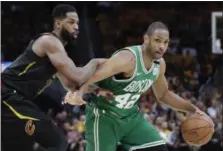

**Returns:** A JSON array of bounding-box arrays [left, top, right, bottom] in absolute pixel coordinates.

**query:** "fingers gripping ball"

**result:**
[[181, 114, 214, 146]]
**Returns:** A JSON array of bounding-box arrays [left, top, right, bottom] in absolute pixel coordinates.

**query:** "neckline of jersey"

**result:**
[[137, 45, 155, 74]]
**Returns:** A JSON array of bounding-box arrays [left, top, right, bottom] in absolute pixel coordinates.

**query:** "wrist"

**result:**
[[190, 104, 198, 113], [185, 103, 197, 115]]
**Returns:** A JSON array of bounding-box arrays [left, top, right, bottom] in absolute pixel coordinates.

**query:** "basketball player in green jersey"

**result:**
[[64, 22, 208, 151]]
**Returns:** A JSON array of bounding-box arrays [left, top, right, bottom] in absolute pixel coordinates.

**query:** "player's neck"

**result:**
[[52, 30, 68, 46], [141, 45, 153, 68]]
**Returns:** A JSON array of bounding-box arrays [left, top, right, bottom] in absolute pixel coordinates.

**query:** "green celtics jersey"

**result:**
[[90, 45, 160, 118]]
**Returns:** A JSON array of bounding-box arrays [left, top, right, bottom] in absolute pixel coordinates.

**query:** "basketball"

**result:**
[[181, 114, 215, 146]]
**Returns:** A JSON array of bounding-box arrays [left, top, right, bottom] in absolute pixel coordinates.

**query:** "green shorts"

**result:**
[[85, 105, 165, 151]]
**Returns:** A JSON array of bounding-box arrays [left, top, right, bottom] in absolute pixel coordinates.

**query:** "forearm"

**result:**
[[57, 73, 77, 92], [159, 90, 197, 113], [78, 59, 99, 86], [57, 60, 98, 89]]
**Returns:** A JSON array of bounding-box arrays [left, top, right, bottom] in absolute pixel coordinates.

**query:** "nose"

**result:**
[[74, 23, 78, 31], [159, 44, 165, 51]]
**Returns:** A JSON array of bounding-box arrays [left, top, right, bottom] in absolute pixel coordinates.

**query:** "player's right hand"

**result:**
[[62, 91, 86, 105]]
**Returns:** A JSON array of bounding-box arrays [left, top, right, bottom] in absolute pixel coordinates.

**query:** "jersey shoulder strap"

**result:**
[[111, 45, 141, 73]]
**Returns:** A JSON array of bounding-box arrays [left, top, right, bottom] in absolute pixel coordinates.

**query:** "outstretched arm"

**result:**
[[76, 58, 107, 86], [85, 51, 135, 85], [34, 35, 104, 90], [80, 50, 135, 93], [151, 59, 199, 114], [63, 50, 136, 105]]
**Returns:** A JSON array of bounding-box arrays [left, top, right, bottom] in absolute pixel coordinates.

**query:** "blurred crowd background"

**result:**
[[1, 2, 223, 151]]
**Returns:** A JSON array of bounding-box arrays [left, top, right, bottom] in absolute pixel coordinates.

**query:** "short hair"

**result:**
[[52, 4, 76, 21], [146, 21, 169, 35]]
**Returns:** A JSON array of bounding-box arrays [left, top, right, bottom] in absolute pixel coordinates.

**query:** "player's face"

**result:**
[[57, 12, 79, 44], [144, 29, 169, 59]]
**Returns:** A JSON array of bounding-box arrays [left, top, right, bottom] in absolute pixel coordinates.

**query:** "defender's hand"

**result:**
[[62, 91, 86, 106]]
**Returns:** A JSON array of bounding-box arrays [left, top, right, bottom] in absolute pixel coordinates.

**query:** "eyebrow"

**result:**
[[68, 19, 75, 21], [71, 18, 79, 21], [156, 36, 169, 41]]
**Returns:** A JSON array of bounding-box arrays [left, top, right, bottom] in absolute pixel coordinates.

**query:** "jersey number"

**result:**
[[114, 93, 140, 109]]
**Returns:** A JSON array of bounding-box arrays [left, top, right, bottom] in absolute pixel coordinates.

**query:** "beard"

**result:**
[[61, 28, 77, 46]]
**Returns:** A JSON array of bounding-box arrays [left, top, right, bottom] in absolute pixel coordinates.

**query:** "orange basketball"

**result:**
[[181, 114, 214, 146]]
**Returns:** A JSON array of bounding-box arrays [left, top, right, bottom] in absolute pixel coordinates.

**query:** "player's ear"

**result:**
[[54, 19, 62, 30], [143, 34, 150, 44]]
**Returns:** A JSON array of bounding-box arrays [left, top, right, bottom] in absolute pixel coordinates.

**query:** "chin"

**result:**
[[153, 55, 163, 60]]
